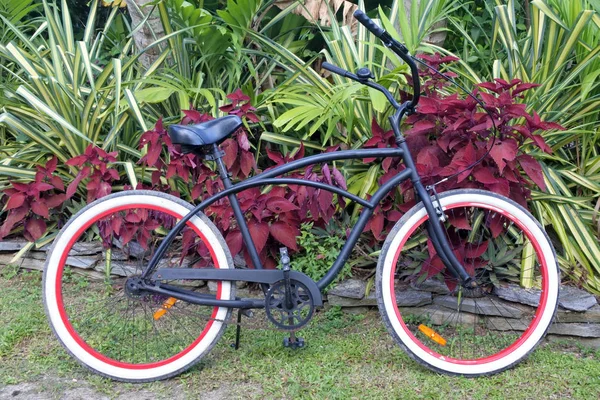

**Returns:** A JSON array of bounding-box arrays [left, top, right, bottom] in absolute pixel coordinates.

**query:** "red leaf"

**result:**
[[5, 193, 25, 210], [518, 154, 546, 190], [531, 134, 553, 154], [332, 167, 347, 190], [321, 163, 332, 184], [249, 222, 269, 253], [266, 196, 299, 213], [317, 190, 333, 214], [45, 194, 66, 208], [65, 154, 87, 167], [227, 88, 250, 103], [464, 240, 489, 259], [489, 139, 518, 172], [370, 213, 384, 240], [31, 200, 49, 218], [487, 179, 510, 197], [240, 150, 255, 177], [472, 167, 498, 184], [34, 182, 55, 192], [24, 218, 46, 241], [416, 97, 440, 114], [416, 146, 441, 167], [423, 255, 445, 279], [405, 119, 436, 136], [0, 207, 28, 239], [269, 221, 300, 251], [266, 148, 284, 165], [512, 83, 539, 97], [488, 214, 505, 238], [443, 273, 458, 292], [448, 213, 472, 230], [237, 131, 250, 151], [51, 175, 65, 191], [226, 230, 243, 256], [66, 166, 90, 199], [221, 139, 238, 169]]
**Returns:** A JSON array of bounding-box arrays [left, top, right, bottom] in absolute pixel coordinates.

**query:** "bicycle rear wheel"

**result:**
[[43, 191, 234, 382], [377, 189, 559, 376]]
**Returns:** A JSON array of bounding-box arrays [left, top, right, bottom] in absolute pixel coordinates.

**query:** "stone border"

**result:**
[[2, 240, 600, 346]]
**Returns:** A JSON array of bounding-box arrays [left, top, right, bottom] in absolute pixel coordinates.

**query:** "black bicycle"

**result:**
[[42, 11, 559, 382]]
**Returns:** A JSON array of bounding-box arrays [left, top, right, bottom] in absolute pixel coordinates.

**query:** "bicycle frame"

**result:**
[[138, 127, 471, 308], [137, 16, 475, 307]]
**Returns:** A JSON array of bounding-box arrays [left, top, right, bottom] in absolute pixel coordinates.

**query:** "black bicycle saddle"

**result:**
[[168, 115, 242, 152]]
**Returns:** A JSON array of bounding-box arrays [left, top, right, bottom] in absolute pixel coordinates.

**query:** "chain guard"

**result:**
[[265, 279, 314, 331]]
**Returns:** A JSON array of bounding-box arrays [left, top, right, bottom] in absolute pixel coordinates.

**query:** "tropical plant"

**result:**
[[489, 0, 600, 293], [0, 0, 156, 188]]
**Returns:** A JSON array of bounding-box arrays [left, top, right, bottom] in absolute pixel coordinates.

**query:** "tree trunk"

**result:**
[[125, 0, 165, 69]]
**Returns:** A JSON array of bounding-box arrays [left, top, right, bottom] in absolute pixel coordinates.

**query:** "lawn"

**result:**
[[1, 266, 600, 399]]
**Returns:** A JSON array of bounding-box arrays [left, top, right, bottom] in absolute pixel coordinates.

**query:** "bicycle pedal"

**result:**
[[283, 336, 305, 349]]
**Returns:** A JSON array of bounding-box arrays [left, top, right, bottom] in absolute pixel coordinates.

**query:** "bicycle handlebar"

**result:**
[[353, 10, 386, 38], [322, 62, 350, 78], [351, 10, 420, 110]]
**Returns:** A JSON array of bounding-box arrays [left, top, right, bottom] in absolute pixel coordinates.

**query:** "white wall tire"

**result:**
[[43, 191, 234, 382], [376, 189, 559, 376]]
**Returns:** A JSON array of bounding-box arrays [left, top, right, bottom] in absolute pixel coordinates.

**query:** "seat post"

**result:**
[[211, 144, 266, 273]]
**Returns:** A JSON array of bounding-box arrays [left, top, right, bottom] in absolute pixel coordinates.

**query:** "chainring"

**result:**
[[265, 279, 314, 331]]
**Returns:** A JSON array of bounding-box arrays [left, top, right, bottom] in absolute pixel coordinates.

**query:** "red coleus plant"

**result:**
[[66, 145, 120, 202], [364, 53, 564, 287], [404, 56, 563, 205], [213, 144, 347, 269], [0, 157, 66, 241], [136, 89, 345, 269]]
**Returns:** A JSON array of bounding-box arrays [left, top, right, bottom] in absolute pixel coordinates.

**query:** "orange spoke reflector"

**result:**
[[153, 297, 177, 320], [418, 324, 447, 346]]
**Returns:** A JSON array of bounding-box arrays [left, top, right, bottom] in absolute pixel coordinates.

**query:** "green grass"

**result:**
[[1, 266, 600, 399]]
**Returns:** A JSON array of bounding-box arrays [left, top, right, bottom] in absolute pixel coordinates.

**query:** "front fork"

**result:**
[[393, 121, 474, 288]]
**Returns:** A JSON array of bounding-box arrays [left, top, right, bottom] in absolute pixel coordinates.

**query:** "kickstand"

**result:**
[[233, 309, 242, 350]]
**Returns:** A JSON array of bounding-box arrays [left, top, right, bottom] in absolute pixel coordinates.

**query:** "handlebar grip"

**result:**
[[353, 10, 385, 38], [322, 62, 349, 78]]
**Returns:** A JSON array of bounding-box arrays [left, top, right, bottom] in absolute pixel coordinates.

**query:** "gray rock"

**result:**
[[65, 255, 98, 269], [327, 288, 431, 308], [69, 242, 103, 256], [411, 278, 450, 295], [208, 280, 218, 292], [233, 253, 246, 268], [328, 279, 366, 299], [433, 295, 525, 318], [94, 261, 139, 277], [398, 305, 478, 326], [546, 334, 600, 349], [396, 289, 432, 307], [494, 284, 541, 307], [8, 256, 46, 271], [0, 240, 28, 252], [327, 294, 376, 307], [549, 323, 600, 338], [556, 305, 600, 323], [558, 285, 598, 312], [485, 317, 528, 332]]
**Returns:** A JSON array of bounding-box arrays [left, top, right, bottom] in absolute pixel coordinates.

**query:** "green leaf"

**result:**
[[134, 87, 176, 104]]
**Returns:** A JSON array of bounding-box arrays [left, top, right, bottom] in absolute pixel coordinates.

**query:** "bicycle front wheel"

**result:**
[[377, 189, 559, 376], [43, 190, 234, 382]]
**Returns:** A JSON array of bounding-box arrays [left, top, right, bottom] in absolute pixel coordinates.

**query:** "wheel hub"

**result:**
[[124, 277, 144, 297]]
